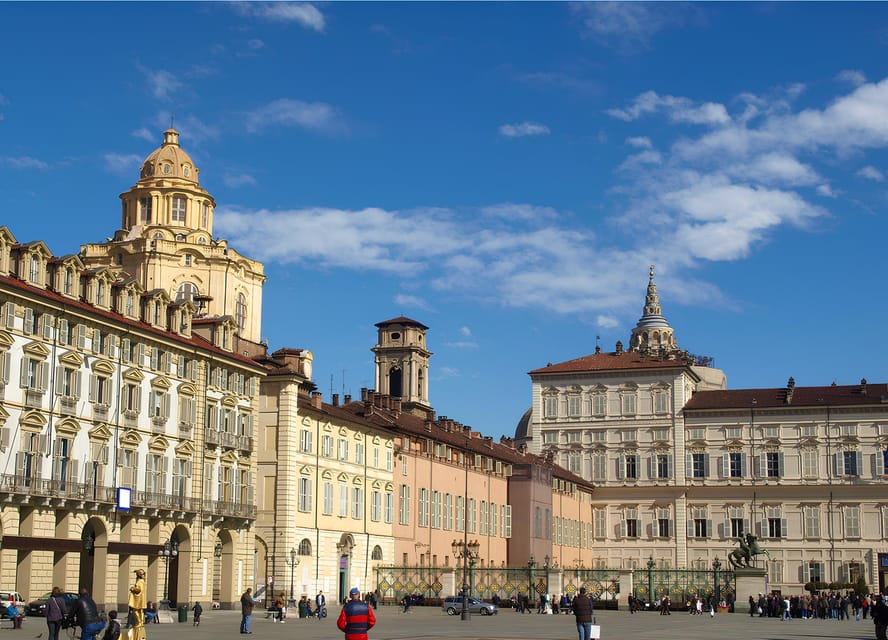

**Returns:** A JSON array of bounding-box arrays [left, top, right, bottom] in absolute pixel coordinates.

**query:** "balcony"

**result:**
[[237, 435, 254, 453], [136, 490, 199, 512], [24, 389, 43, 409], [211, 499, 257, 519], [204, 428, 220, 446], [178, 422, 193, 439], [93, 404, 110, 423], [123, 410, 139, 429], [0, 473, 117, 503], [220, 432, 238, 448], [151, 417, 167, 434], [60, 396, 78, 416]]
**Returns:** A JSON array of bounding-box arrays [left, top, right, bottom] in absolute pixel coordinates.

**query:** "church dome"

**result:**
[[138, 128, 200, 186]]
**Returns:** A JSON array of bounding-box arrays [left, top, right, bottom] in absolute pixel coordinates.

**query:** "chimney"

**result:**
[[311, 392, 322, 409], [332, 393, 339, 407], [361, 387, 369, 402], [785, 376, 795, 405], [595, 345, 601, 354], [344, 394, 352, 404], [861, 378, 868, 395], [392, 398, 402, 414], [615, 340, 623, 354]]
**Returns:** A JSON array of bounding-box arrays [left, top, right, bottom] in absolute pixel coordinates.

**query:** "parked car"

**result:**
[[25, 592, 78, 617], [442, 596, 498, 616], [0, 592, 26, 619]]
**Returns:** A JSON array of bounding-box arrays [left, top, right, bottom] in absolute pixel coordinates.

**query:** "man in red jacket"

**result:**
[[337, 588, 376, 640]]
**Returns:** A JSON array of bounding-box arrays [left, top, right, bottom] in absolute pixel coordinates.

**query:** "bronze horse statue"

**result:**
[[728, 533, 770, 568]]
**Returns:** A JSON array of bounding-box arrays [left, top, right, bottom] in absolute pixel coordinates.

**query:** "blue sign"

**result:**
[[117, 487, 132, 512]]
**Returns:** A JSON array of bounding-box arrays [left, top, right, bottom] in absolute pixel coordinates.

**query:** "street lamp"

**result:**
[[647, 556, 655, 605], [159, 537, 179, 609], [285, 548, 300, 606], [527, 556, 535, 610], [712, 558, 722, 606], [452, 539, 480, 621]]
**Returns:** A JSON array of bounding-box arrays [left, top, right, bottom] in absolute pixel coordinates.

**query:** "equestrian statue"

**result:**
[[728, 532, 770, 568]]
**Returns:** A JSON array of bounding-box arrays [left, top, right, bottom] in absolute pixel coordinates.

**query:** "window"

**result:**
[[687, 428, 706, 440], [172, 458, 189, 498], [653, 389, 668, 413], [804, 561, 823, 584], [172, 196, 187, 224], [351, 486, 363, 519], [621, 509, 639, 538], [355, 441, 364, 465], [843, 450, 861, 476], [323, 482, 333, 515], [765, 452, 782, 478], [338, 483, 348, 517], [370, 491, 381, 521], [568, 452, 582, 475], [592, 453, 607, 481], [431, 491, 441, 529], [55, 366, 81, 399], [502, 504, 512, 538], [372, 447, 379, 468], [725, 427, 742, 439], [51, 437, 73, 488], [467, 498, 477, 533], [29, 255, 39, 283], [652, 428, 669, 441], [804, 506, 821, 538], [801, 449, 818, 478], [619, 453, 639, 480], [690, 453, 708, 478], [398, 485, 410, 525], [690, 508, 710, 538], [542, 431, 559, 444], [146, 454, 164, 494], [148, 388, 169, 420], [725, 452, 743, 478], [386, 450, 393, 471], [96, 281, 106, 306], [730, 516, 745, 538], [767, 516, 786, 538], [592, 392, 607, 417], [338, 438, 349, 461], [201, 203, 209, 228], [456, 496, 464, 532], [622, 392, 637, 416], [297, 539, 312, 556], [845, 505, 861, 538], [300, 429, 313, 453], [176, 282, 198, 303], [235, 293, 247, 335], [479, 499, 488, 535], [655, 454, 671, 479], [418, 488, 429, 527], [298, 477, 312, 512], [321, 435, 333, 457], [20, 357, 48, 391], [444, 493, 452, 530], [543, 395, 558, 418], [489, 502, 497, 537], [767, 560, 783, 584], [140, 197, 152, 223], [593, 508, 606, 539], [655, 508, 671, 538], [384, 492, 394, 523], [567, 395, 581, 417]]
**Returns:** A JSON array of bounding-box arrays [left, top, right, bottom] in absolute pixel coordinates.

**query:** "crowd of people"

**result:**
[[748, 590, 887, 621]]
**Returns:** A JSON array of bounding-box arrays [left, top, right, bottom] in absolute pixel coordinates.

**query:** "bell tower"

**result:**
[[372, 316, 432, 417], [629, 265, 678, 355]]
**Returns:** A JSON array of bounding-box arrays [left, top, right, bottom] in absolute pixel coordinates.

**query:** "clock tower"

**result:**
[[372, 316, 432, 417]]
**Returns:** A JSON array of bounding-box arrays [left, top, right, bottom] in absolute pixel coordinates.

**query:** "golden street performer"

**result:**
[[128, 569, 147, 640]]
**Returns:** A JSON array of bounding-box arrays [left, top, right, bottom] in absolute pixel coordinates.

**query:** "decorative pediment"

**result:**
[[120, 429, 143, 448], [22, 341, 50, 358], [0, 405, 10, 426], [174, 440, 195, 457], [592, 384, 608, 392], [123, 368, 145, 382], [322, 422, 332, 432], [0, 227, 16, 245], [148, 435, 170, 452], [92, 359, 116, 376], [337, 472, 348, 482], [220, 450, 238, 465], [354, 432, 364, 442], [651, 381, 670, 390], [372, 436, 380, 445], [352, 476, 363, 486], [302, 417, 311, 427], [541, 386, 558, 395], [20, 410, 47, 432], [178, 382, 196, 396], [299, 465, 313, 476], [621, 382, 639, 391], [0, 331, 13, 349], [371, 480, 381, 489], [568, 385, 582, 393], [221, 394, 238, 408], [385, 441, 393, 449], [55, 417, 80, 437], [88, 424, 113, 441], [151, 376, 171, 390], [725, 439, 745, 448], [384, 482, 393, 492], [338, 426, 348, 436], [320, 470, 333, 480], [58, 350, 84, 367]]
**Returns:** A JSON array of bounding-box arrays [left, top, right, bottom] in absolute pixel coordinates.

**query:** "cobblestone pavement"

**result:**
[[94, 605, 881, 640]]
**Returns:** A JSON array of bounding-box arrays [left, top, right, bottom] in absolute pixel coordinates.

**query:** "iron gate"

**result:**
[[632, 566, 735, 608], [562, 568, 622, 605]]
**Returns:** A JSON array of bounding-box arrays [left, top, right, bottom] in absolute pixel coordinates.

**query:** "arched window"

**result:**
[[297, 538, 312, 556], [371, 545, 383, 560], [235, 293, 247, 334], [176, 282, 198, 303]]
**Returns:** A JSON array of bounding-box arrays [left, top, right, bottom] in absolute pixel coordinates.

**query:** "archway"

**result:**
[[78, 518, 108, 606], [336, 534, 356, 604], [167, 525, 191, 607], [213, 529, 236, 608], [388, 366, 402, 398]]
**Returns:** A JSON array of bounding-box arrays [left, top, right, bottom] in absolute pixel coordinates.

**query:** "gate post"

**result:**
[[618, 569, 633, 610], [548, 569, 562, 602], [442, 568, 457, 598]]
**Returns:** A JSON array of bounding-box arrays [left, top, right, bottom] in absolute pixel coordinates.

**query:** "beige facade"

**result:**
[[0, 227, 262, 609]]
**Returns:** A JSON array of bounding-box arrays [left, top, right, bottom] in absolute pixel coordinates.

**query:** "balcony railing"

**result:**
[[220, 432, 238, 448], [93, 404, 110, 423], [135, 489, 199, 512], [151, 417, 167, 433], [237, 435, 254, 452], [123, 410, 139, 428], [205, 428, 220, 446], [211, 499, 257, 519], [60, 396, 78, 416], [178, 422, 193, 439], [24, 389, 43, 409]]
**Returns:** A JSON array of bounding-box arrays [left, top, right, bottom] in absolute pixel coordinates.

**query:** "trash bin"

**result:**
[[178, 604, 188, 623]]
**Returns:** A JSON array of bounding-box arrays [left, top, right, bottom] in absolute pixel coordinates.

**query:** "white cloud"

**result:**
[[498, 122, 550, 138], [435, 367, 460, 379], [131, 127, 155, 143], [446, 341, 478, 350], [626, 136, 652, 149], [618, 150, 662, 171], [103, 153, 142, 174], [607, 91, 729, 125], [0, 156, 48, 170], [393, 294, 432, 311], [569, 2, 695, 52], [232, 2, 325, 32], [816, 184, 837, 198], [727, 152, 820, 186], [247, 39, 265, 50], [460, 326, 472, 337], [596, 315, 619, 329], [480, 203, 559, 221], [0, 93, 7, 120], [245, 98, 347, 135], [858, 165, 884, 182], [137, 65, 182, 101], [836, 69, 866, 87], [224, 172, 257, 188]]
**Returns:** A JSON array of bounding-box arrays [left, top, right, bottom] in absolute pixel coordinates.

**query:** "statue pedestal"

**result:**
[[733, 567, 767, 613]]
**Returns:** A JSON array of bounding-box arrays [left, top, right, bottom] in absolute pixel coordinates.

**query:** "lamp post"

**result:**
[[159, 537, 179, 610], [712, 558, 722, 607], [750, 398, 758, 539], [527, 556, 535, 607], [285, 548, 299, 606], [452, 539, 480, 621], [647, 556, 655, 605]]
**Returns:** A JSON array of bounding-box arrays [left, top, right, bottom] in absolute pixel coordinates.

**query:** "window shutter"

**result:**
[[0, 428, 8, 451], [107, 334, 117, 358], [162, 393, 170, 419], [190, 398, 197, 425], [92, 329, 102, 354], [685, 454, 693, 478], [752, 453, 761, 478], [89, 375, 97, 403], [121, 338, 131, 362], [616, 455, 625, 480], [76, 325, 87, 349], [59, 319, 69, 344], [134, 386, 142, 412], [54, 366, 65, 395], [135, 343, 144, 365], [39, 361, 49, 391], [20, 361, 30, 388], [68, 459, 80, 483], [739, 453, 747, 477], [247, 414, 254, 437], [148, 391, 156, 416], [780, 517, 788, 538], [23, 308, 34, 334], [856, 451, 864, 476], [40, 314, 53, 339], [706, 519, 713, 538], [4, 302, 15, 328], [777, 452, 785, 478], [801, 562, 810, 583], [647, 455, 654, 480], [687, 520, 695, 538], [0, 351, 9, 385], [150, 348, 159, 370], [760, 518, 767, 538], [618, 519, 626, 539], [742, 518, 750, 536], [666, 454, 673, 479], [720, 454, 728, 478], [652, 516, 660, 537], [164, 352, 172, 374], [876, 450, 887, 478], [703, 454, 710, 478], [834, 452, 844, 476], [190, 360, 198, 382]]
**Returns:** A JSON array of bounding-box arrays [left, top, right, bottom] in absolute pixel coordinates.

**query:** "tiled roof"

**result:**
[[374, 316, 429, 330], [684, 382, 887, 411], [529, 350, 693, 375]]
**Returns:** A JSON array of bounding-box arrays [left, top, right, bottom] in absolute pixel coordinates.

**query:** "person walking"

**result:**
[[337, 588, 376, 640], [873, 595, 888, 640], [571, 587, 594, 640], [45, 587, 69, 640], [128, 569, 147, 640], [240, 588, 254, 634], [192, 602, 203, 627], [316, 591, 326, 620], [72, 588, 106, 640]]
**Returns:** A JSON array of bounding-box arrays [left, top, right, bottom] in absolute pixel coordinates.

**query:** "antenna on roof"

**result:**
[[595, 335, 600, 349], [170, 115, 175, 129]]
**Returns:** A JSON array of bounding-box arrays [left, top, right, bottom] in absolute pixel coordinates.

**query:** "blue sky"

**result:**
[[2, 2, 888, 439]]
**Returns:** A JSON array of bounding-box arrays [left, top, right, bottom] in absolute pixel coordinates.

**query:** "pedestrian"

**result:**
[[128, 569, 147, 640], [192, 602, 203, 627], [873, 595, 888, 640], [102, 611, 120, 640], [6, 603, 22, 630], [316, 590, 326, 620], [240, 588, 254, 634], [338, 588, 376, 640], [72, 588, 106, 640], [46, 587, 69, 640], [571, 587, 594, 640]]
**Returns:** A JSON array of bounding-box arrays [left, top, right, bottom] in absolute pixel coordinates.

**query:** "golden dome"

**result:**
[[138, 128, 200, 185]]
